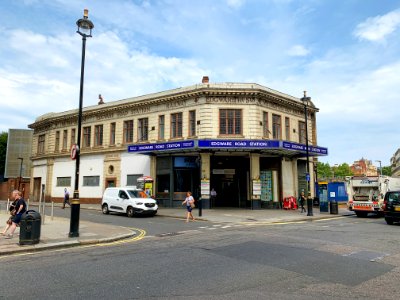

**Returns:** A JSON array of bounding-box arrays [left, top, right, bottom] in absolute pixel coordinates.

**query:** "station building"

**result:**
[[28, 77, 328, 208]]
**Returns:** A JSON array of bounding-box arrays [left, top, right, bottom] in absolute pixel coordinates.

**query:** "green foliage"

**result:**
[[316, 162, 353, 180], [316, 162, 332, 179], [0, 131, 7, 179], [381, 166, 392, 176]]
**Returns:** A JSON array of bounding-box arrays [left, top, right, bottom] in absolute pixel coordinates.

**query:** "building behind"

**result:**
[[0, 129, 33, 199], [28, 77, 328, 208], [391, 149, 400, 177], [350, 158, 378, 177]]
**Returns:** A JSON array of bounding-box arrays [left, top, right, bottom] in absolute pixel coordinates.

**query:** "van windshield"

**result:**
[[127, 190, 148, 198]]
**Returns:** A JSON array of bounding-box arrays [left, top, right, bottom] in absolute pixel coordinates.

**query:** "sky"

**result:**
[[1, 0, 399, 167]]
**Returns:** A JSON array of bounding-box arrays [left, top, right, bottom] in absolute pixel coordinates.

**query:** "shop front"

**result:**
[[128, 139, 328, 209]]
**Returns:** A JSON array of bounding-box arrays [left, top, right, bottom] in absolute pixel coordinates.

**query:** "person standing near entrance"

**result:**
[[62, 188, 70, 209], [4, 190, 27, 239], [182, 191, 195, 222], [210, 188, 217, 208]]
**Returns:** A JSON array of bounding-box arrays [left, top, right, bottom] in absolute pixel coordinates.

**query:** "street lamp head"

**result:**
[[76, 9, 94, 37], [301, 91, 311, 106]]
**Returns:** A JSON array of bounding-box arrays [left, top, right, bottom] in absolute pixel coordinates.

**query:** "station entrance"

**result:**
[[210, 155, 249, 208]]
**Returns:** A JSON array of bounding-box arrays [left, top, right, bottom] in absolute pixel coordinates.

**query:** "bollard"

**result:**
[[306, 194, 313, 216], [51, 202, 54, 220], [198, 197, 202, 217]]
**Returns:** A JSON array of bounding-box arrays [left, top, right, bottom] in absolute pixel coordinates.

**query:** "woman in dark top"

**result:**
[[4, 190, 27, 239]]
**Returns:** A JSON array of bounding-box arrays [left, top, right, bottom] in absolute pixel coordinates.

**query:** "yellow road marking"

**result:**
[[0, 227, 146, 260]]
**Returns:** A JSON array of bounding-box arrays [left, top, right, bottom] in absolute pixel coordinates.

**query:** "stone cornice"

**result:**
[[28, 83, 319, 132]]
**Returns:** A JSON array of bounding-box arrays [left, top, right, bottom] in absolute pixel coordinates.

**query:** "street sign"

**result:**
[[70, 144, 79, 160], [306, 173, 310, 182]]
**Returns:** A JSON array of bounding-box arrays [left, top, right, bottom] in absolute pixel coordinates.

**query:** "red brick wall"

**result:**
[[0, 179, 31, 200]]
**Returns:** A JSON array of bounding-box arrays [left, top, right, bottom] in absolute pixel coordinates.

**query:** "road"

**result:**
[[1, 211, 399, 299]]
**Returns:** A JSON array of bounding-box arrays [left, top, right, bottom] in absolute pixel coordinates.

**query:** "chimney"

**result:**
[[202, 76, 209, 84], [98, 94, 105, 105]]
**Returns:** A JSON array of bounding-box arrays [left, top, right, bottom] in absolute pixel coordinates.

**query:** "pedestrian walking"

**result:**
[[4, 190, 27, 239], [299, 191, 306, 213], [182, 191, 195, 222], [62, 188, 70, 209]]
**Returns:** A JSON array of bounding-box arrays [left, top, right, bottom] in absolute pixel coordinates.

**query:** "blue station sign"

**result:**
[[282, 141, 328, 155], [128, 140, 195, 152], [128, 139, 328, 156], [198, 139, 280, 149]]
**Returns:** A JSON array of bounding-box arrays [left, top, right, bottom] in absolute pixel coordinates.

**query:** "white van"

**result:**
[[101, 187, 158, 217]]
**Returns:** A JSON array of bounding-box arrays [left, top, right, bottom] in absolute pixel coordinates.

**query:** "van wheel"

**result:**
[[385, 218, 394, 225], [102, 204, 109, 214], [127, 207, 135, 218]]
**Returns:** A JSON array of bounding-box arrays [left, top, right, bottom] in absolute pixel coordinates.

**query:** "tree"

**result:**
[[333, 163, 353, 179], [316, 162, 332, 179], [316, 162, 354, 180], [381, 166, 392, 176], [0, 131, 7, 180]]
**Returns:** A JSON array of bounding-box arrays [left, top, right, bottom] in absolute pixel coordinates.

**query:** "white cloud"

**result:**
[[226, 0, 245, 9], [354, 9, 400, 42], [286, 45, 310, 57], [0, 28, 208, 129]]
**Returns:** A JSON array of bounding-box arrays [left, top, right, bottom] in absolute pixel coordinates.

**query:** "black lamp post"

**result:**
[[69, 9, 94, 238], [17, 157, 23, 191], [376, 160, 382, 176], [301, 91, 313, 216]]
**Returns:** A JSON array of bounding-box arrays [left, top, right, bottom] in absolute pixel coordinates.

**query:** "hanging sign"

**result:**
[[70, 144, 79, 160]]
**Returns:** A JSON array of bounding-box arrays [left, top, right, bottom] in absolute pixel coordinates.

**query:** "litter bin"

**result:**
[[19, 210, 41, 245], [330, 201, 339, 215]]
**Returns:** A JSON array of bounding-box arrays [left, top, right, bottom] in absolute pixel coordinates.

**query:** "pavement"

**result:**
[[0, 200, 353, 256]]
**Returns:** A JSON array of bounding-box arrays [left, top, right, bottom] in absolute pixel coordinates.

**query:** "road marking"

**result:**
[[313, 216, 345, 222], [92, 228, 146, 247], [0, 227, 146, 260]]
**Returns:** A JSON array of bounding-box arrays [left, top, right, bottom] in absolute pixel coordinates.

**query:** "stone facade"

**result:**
[[28, 78, 327, 207]]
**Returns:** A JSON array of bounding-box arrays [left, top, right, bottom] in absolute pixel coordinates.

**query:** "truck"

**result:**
[[347, 176, 400, 217]]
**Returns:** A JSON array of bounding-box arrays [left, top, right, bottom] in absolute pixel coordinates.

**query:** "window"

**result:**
[[56, 177, 71, 187], [158, 115, 165, 140], [189, 110, 196, 136], [220, 109, 242, 135], [272, 114, 281, 139], [299, 121, 306, 144], [123, 120, 134, 143], [83, 126, 91, 147], [127, 174, 143, 186], [285, 117, 290, 141], [62, 130, 68, 150], [263, 112, 269, 138], [171, 113, 182, 138], [83, 176, 100, 186], [118, 190, 129, 199], [110, 122, 116, 145], [138, 118, 148, 142], [94, 125, 103, 146], [157, 174, 170, 193], [38, 134, 45, 154], [71, 128, 76, 146], [54, 131, 60, 152], [174, 169, 192, 192]]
